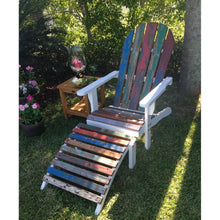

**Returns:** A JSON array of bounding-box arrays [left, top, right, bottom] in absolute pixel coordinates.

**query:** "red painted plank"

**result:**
[[129, 23, 158, 110], [73, 127, 130, 146], [56, 151, 114, 176]]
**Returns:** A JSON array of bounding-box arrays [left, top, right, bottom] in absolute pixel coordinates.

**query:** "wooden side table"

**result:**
[[57, 76, 105, 119]]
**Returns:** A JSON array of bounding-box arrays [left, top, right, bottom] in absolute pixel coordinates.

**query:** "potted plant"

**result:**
[[19, 65, 40, 104], [19, 94, 45, 137]]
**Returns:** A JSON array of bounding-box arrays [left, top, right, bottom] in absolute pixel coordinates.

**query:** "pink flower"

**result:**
[[32, 103, 37, 109], [26, 66, 34, 71], [19, 117, 21, 120], [36, 103, 40, 108], [24, 103, 29, 108], [19, 64, 21, 68], [19, 105, 25, 111], [27, 94, 33, 101]]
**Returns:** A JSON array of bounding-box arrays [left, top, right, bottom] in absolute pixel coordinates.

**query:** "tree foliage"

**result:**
[[19, 0, 185, 86]]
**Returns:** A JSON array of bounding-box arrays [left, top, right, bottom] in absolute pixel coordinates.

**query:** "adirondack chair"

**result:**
[[41, 23, 174, 215], [77, 22, 174, 150]]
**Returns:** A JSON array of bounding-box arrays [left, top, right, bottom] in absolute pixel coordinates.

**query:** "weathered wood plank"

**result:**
[[103, 107, 144, 121], [60, 145, 118, 168], [91, 109, 144, 125], [153, 30, 175, 87], [72, 127, 129, 146], [129, 23, 158, 109], [51, 159, 110, 185], [64, 138, 122, 160], [140, 23, 168, 100], [114, 30, 134, 106], [121, 23, 145, 108], [87, 115, 142, 131], [77, 123, 131, 140], [69, 133, 126, 153], [56, 151, 114, 176], [47, 167, 106, 194], [43, 175, 103, 203]]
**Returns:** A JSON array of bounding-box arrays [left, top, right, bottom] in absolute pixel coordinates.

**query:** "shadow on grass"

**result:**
[[98, 85, 201, 219]]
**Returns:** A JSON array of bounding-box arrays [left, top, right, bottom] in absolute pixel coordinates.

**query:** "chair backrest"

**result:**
[[113, 23, 175, 110]]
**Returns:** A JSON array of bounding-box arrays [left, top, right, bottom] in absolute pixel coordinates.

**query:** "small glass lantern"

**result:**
[[69, 45, 86, 77]]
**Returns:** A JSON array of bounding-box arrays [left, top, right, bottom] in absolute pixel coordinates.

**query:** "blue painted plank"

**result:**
[[69, 133, 126, 153], [114, 29, 134, 106], [47, 166, 106, 194]]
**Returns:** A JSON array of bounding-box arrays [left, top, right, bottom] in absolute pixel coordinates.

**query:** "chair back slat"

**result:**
[[153, 30, 175, 88], [140, 23, 168, 100], [128, 23, 158, 110], [120, 23, 145, 108], [114, 29, 134, 107], [113, 23, 174, 110]]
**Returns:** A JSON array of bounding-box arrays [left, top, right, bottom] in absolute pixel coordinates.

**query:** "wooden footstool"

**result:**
[[41, 123, 136, 215]]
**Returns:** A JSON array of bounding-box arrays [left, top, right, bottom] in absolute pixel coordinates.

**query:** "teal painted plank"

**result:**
[[114, 30, 134, 106], [61, 144, 118, 167], [121, 23, 145, 108], [47, 167, 106, 194], [69, 133, 126, 152], [140, 23, 168, 100], [129, 23, 158, 110], [51, 159, 110, 185]]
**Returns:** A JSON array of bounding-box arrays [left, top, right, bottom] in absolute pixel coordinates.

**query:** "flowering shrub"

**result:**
[[19, 94, 42, 125], [19, 65, 40, 97]]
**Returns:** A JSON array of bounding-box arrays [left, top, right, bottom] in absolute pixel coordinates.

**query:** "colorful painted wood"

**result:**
[[41, 123, 136, 215]]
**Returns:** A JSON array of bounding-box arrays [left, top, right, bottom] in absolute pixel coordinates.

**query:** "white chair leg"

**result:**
[[145, 127, 151, 150], [40, 181, 48, 190], [129, 143, 136, 169]]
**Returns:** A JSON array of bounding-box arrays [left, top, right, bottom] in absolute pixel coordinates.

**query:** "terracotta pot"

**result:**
[[20, 118, 45, 137]]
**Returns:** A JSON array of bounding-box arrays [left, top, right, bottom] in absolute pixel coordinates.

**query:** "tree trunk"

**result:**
[[180, 0, 201, 96]]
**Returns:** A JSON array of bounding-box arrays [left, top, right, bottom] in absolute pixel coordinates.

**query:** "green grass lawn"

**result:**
[[19, 82, 201, 219]]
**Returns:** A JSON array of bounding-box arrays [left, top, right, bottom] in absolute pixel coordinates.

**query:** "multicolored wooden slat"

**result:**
[[129, 23, 158, 109], [69, 133, 126, 153], [140, 23, 168, 100], [51, 159, 110, 184], [153, 30, 175, 88], [77, 123, 131, 140], [43, 175, 103, 203], [121, 23, 145, 108], [47, 167, 106, 194], [114, 30, 134, 106], [72, 127, 129, 146], [91, 109, 144, 125], [55, 151, 114, 176], [61, 144, 118, 168], [64, 138, 122, 160], [87, 114, 142, 131]]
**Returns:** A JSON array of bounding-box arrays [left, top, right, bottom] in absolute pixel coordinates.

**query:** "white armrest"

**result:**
[[139, 77, 173, 108], [77, 70, 119, 96]]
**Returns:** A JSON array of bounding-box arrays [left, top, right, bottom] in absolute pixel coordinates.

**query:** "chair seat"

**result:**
[[87, 106, 145, 136]]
